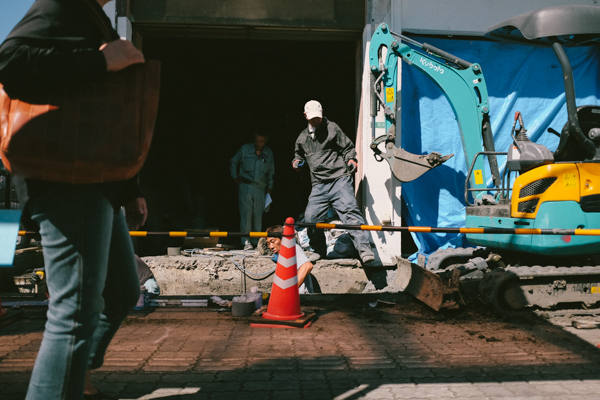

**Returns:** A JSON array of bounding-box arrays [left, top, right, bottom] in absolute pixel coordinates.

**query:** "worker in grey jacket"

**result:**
[[230, 133, 275, 250], [292, 100, 375, 264]]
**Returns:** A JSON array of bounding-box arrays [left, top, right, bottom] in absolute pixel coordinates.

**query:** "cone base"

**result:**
[[250, 311, 317, 329], [251, 321, 313, 329], [262, 311, 305, 321]]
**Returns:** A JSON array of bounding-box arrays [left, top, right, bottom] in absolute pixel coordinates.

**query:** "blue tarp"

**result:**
[[400, 37, 600, 260]]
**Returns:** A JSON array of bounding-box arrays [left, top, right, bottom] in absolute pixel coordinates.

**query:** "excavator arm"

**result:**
[[369, 23, 501, 196]]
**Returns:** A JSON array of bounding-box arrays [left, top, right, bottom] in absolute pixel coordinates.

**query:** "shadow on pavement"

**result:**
[[1, 296, 600, 399]]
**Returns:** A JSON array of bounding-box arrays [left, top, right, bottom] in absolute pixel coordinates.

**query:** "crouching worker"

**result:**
[[266, 225, 314, 294]]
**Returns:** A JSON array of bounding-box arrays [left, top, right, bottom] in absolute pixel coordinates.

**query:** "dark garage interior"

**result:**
[[136, 36, 358, 254]]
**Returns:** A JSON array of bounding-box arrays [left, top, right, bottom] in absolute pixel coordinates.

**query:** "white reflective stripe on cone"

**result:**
[[281, 237, 295, 248], [273, 275, 299, 290], [277, 254, 296, 268]]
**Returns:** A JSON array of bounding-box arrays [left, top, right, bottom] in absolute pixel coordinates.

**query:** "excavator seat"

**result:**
[[554, 105, 600, 162]]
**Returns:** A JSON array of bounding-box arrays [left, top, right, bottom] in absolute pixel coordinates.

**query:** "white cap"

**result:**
[[304, 100, 323, 119]]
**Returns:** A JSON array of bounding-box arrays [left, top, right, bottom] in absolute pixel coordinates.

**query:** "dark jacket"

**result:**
[[0, 0, 111, 94], [293, 118, 357, 185], [0, 0, 141, 212]]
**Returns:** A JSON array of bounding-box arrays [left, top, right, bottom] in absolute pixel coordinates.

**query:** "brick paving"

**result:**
[[1, 296, 600, 399]]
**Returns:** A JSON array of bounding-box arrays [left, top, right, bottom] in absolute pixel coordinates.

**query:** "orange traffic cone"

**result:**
[[263, 217, 304, 320], [251, 217, 316, 329]]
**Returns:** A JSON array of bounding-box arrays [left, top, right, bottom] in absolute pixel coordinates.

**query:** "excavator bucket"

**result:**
[[395, 258, 466, 311], [391, 148, 454, 182], [395, 258, 445, 311]]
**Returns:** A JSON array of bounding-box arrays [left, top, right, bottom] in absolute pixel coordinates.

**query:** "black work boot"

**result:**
[[307, 227, 327, 259]]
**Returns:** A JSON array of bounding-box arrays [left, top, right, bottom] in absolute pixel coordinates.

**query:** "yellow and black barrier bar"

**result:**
[[292, 222, 600, 236], [18, 231, 284, 238], [127, 231, 283, 238], [18, 225, 600, 237]]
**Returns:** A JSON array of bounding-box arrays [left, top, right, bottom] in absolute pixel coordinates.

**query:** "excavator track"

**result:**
[[409, 247, 600, 315], [479, 264, 600, 315]]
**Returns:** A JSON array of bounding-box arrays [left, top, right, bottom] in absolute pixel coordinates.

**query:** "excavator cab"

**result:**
[[485, 5, 600, 165], [466, 5, 600, 256]]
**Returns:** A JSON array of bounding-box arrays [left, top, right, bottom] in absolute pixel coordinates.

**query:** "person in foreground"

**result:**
[[266, 225, 314, 294], [0, 0, 147, 398]]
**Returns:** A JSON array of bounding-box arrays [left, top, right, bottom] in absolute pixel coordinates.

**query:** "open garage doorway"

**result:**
[[137, 37, 358, 254]]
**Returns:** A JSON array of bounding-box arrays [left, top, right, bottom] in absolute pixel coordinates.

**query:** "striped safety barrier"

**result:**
[[17, 231, 284, 238], [292, 222, 600, 236], [17, 224, 600, 238]]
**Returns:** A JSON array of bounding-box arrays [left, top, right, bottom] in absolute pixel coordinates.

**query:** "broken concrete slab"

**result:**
[[5, 247, 404, 296], [142, 253, 403, 296]]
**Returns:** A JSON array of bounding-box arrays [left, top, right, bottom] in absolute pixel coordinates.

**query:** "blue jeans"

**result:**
[[304, 174, 372, 257], [26, 185, 140, 399]]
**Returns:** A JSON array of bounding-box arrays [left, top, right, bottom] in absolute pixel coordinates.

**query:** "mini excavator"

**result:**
[[370, 5, 600, 314]]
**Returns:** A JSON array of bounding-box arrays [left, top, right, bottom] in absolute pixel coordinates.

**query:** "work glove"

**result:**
[[347, 160, 358, 174], [292, 159, 305, 171]]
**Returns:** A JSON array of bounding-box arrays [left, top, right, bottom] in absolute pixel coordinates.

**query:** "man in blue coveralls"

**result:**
[[230, 133, 275, 250], [293, 100, 375, 264]]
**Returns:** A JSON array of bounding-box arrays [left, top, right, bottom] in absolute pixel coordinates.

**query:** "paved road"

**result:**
[[1, 295, 600, 399]]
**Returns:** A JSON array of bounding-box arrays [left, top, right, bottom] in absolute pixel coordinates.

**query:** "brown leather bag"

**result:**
[[0, 1, 160, 184]]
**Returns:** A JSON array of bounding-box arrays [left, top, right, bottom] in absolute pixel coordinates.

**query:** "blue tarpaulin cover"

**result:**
[[400, 37, 600, 260]]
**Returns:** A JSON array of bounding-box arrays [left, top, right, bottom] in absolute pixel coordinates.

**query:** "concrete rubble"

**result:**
[[142, 252, 402, 296], [5, 247, 403, 296]]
